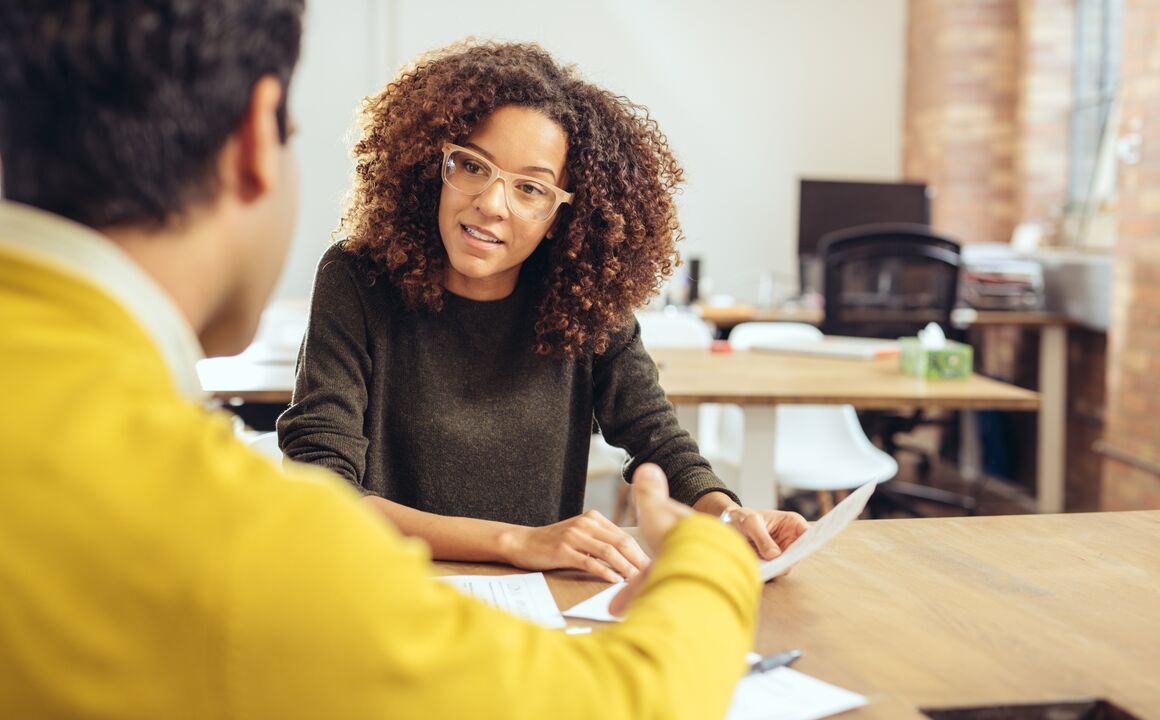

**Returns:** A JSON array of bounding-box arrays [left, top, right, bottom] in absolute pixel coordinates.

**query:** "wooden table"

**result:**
[[650, 348, 1038, 510], [437, 511, 1160, 719], [696, 306, 1070, 514]]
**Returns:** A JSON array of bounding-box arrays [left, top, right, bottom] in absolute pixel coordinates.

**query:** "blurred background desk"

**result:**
[[435, 511, 1160, 719], [696, 306, 1069, 514], [650, 349, 1039, 510]]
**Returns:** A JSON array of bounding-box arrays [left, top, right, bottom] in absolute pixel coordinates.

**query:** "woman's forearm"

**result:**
[[361, 495, 522, 563]]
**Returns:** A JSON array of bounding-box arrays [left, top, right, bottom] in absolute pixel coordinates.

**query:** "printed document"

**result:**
[[759, 480, 875, 581], [438, 572, 566, 629]]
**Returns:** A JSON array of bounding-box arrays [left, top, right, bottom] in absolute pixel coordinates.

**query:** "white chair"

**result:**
[[600, 310, 718, 523], [245, 431, 284, 464], [714, 322, 898, 514], [634, 309, 715, 349], [635, 309, 720, 442]]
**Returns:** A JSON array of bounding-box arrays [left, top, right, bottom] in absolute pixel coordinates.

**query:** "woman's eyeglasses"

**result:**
[[441, 143, 573, 222]]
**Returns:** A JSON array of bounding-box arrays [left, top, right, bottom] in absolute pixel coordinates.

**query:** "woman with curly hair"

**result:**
[[277, 41, 806, 582]]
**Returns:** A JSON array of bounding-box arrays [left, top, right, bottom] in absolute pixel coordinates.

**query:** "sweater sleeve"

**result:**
[[276, 244, 373, 491], [592, 320, 740, 507], [225, 463, 761, 720]]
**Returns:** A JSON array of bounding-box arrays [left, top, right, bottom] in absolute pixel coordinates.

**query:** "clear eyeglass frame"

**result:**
[[440, 143, 574, 222]]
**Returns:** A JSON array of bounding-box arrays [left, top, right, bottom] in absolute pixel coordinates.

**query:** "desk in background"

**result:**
[[697, 305, 1069, 514], [436, 511, 1160, 719], [650, 349, 1038, 510]]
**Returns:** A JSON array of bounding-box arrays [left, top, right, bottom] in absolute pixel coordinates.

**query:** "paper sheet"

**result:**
[[438, 572, 566, 629], [561, 582, 626, 622], [727, 665, 868, 720], [759, 480, 876, 582]]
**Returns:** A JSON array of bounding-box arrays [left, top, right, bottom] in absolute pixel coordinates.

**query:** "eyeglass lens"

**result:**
[[443, 148, 558, 221]]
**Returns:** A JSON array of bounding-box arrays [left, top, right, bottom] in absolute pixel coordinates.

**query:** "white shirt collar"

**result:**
[[0, 200, 206, 401]]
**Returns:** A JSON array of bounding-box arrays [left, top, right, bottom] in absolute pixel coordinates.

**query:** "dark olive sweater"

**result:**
[[277, 243, 735, 527]]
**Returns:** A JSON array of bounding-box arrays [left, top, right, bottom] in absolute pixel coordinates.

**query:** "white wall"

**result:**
[[276, 0, 906, 304], [274, 0, 392, 301]]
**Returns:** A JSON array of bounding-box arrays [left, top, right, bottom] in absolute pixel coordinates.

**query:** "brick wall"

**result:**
[[1099, 0, 1160, 505], [1014, 0, 1074, 243], [1102, 0, 1160, 508], [907, 0, 1118, 510], [905, 0, 1020, 245], [905, 0, 1073, 244]]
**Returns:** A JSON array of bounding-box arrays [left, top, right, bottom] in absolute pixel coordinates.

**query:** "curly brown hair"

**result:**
[[340, 40, 686, 357]]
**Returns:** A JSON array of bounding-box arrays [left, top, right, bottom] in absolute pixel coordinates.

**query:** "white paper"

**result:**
[[726, 666, 868, 720], [759, 481, 875, 582], [438, 572, 566, 629], [561, 582, 626, 622]]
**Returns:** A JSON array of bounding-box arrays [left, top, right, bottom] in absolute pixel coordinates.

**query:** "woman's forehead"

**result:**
[[466, 106, 568, 180]]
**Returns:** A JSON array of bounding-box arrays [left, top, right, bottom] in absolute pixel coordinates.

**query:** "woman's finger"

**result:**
[[738, 512, 781, 560], [573, 532, 639, 580], [586, 517, 650, 572], [562, 547, 625, 584], [608, 568, 651, 616]]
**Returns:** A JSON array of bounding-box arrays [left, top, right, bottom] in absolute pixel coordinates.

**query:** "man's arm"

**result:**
[[223, 460, 760, 720]]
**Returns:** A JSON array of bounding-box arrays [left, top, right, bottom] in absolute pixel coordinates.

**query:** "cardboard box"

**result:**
[[899, 338, 973, 379]]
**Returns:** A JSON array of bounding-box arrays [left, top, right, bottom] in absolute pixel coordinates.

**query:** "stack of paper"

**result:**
[[750, 336, 900, 360]]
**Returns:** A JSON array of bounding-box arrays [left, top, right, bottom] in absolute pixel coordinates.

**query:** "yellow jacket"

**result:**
[[0, 204, 760, 719]]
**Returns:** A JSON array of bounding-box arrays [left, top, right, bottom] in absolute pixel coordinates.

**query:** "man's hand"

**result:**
[[609, 463, 692, 615]]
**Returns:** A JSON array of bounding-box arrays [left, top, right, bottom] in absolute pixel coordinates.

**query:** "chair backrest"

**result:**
[[246, 431, 284, 464], [819, 223, 961, 339], [635, 310, 714, 349], [729, 322, 823, 350]]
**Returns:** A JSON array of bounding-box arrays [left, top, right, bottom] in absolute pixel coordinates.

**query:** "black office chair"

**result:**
[[819, 223, 976, 516]]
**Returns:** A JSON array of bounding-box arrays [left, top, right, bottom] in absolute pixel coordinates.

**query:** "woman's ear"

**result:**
[[546, 216, 563, 240]]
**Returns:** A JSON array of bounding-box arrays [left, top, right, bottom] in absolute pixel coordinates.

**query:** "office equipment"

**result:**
[[797, 179, 931, 295], [747, 649, 802, 675], [437, 573, 566, 629]]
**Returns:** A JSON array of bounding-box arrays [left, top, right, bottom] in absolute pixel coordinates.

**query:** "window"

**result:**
[[1066, 0, 1123, 246]]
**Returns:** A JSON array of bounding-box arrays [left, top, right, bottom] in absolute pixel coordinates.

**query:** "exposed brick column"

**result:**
[[905, 0, 1019, 245], [1102, 0, 1160, 509], [1014, 0, 1074, 243]]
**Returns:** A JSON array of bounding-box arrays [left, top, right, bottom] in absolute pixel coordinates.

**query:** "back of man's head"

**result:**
[[0, 0, 305, 230]]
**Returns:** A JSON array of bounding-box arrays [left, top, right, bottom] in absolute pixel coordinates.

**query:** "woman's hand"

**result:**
[[500, 510, 649, 584], [720, 507, 808, 563]]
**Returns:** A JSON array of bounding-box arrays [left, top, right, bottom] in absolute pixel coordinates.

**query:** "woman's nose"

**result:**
[[473, 178, 510, 219]]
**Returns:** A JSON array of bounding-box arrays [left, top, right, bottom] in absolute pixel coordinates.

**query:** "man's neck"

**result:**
[[100, 212, 234, 355]]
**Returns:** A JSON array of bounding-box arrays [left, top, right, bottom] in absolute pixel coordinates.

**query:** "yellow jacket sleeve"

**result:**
[[225, 464, 760, 720]]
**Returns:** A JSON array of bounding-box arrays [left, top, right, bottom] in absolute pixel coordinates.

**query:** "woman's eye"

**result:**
[[463, 159, 487, 175], [516, 182, 547, 196]]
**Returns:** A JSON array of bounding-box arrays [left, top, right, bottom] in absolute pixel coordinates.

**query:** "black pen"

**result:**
[[747, 649, 802, 675]]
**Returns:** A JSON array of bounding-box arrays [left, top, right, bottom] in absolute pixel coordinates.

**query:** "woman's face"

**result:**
[[437, 105, 568, 301]]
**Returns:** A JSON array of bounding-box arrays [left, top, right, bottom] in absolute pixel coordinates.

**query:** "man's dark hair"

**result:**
[[0, 0, 305, 228]]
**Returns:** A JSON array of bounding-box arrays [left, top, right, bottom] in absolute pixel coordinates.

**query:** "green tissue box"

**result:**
[[899, 338, 973, 379]]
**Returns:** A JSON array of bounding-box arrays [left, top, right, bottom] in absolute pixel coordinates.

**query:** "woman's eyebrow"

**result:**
[[464, 142, 559, 182]]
